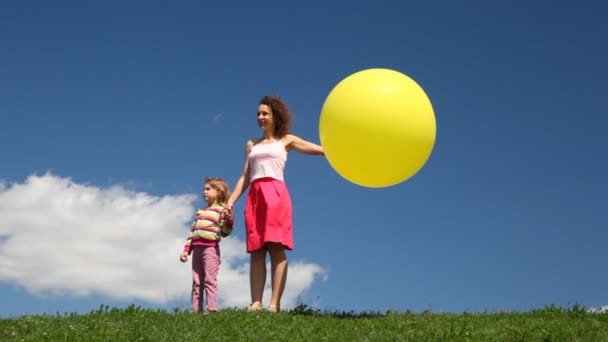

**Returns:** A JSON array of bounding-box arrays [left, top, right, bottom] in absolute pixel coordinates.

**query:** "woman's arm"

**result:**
[[227, 140, 253, 208], [285, 134, 324, 155]]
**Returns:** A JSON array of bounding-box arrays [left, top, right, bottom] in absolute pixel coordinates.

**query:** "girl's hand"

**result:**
[[179, 251, 189, 263], [222, 207, 234, 222]]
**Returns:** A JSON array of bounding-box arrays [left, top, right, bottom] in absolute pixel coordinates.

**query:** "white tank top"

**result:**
[[248, 140, 287, 182]]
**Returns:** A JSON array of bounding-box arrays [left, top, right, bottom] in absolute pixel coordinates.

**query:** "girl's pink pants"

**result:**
[[191, 245, 220, 312]]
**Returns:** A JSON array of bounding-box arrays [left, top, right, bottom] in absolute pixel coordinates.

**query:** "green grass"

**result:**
[[2, 304, 607, 341]]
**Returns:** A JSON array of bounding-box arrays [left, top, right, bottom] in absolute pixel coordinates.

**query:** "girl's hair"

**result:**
[[205, 177, 231, 206], [259, 95, 293, 137]]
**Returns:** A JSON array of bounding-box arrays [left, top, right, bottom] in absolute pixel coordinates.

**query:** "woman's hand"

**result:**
[[222, 207, 234, 225]]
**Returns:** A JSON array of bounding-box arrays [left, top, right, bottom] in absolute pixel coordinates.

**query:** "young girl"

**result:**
[[180, 177, 234, 313], [227, 95, 324, 312]]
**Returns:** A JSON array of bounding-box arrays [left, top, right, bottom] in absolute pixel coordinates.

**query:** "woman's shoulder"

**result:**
[[282, 134, 302, 148], [244, 138, 256, 153]]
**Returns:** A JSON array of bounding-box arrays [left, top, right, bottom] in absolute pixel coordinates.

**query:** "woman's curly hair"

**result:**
[[259, 95, 293, 137]]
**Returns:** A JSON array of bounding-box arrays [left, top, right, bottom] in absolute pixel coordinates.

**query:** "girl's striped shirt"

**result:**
[[183, 204, 233, 253]]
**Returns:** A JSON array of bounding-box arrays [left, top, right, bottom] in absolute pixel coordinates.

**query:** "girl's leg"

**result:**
[[267, 242, 287, 311], [191, 247, 203, 313], [202, 246, 221, 312], [249, 248, 266, 309]]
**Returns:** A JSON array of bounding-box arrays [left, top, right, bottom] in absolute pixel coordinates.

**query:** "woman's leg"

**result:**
[[267, 242, 287, 311], [249, 248, 267, 309]]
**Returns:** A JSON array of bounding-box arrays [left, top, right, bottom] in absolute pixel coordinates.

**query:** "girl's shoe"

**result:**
[[268, 305, 280, 313]]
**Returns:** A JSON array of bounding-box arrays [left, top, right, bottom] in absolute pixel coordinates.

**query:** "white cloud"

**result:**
[[0, 173, 326, 309], [587, 305, 608, 314], [212, 113, 224, 124]]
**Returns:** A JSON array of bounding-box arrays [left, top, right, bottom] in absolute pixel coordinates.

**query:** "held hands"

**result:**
[[179, 251, 189, 263], [221, 207, 234, 225]]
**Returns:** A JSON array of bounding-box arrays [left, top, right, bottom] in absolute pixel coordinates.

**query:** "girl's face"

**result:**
[[203, 183, 219, 204], [257, 104, 274, 132]]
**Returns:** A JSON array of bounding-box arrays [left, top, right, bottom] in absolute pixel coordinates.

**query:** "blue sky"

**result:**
[[1, 1, 607, 317]]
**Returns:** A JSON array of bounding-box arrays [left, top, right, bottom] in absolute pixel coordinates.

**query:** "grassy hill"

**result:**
[[2, 304, 607, 341]]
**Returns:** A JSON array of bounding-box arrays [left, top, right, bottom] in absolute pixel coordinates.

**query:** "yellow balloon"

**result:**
[[319, 68, 436, 188]]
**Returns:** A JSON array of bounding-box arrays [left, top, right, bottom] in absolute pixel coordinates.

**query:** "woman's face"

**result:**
[[257, 104, 274, 132]]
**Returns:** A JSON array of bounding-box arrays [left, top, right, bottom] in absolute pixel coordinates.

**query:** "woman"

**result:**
[[227, 95, 324, 312]]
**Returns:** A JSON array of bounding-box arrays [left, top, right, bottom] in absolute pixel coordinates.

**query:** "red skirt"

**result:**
[[244, 177, 293, 252]]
